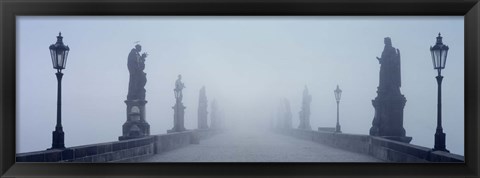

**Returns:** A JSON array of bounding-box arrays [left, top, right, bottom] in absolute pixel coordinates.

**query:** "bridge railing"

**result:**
[[16, 129, 219, 162], [275, 128, 464, 163]]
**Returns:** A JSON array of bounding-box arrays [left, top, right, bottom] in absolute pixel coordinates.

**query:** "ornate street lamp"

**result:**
[[49, 32, 70, 149], [430, 33, 449, 152], [334, 85, 342, 133]]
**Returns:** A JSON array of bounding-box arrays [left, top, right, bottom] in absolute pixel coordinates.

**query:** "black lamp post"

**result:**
[[334, 85, 342, 133], [430, 33, 449, 152], [49, 32, 70, 149]]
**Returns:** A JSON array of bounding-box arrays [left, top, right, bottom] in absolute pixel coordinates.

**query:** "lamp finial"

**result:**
[[436, 33, 443, 44]]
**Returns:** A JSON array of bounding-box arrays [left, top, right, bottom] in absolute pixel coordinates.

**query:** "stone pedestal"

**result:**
[[298, 111, 312, 130], [370, 93, 412, 143], [119, 100, 150, 140], [168, 101, 187, 133]]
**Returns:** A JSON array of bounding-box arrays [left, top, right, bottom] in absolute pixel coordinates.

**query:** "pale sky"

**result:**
[[16, 16, 464, 156]]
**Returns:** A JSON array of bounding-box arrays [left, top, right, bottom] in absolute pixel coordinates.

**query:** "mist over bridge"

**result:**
[[16, 35, 464, 163], [142, 128, 381, 162]]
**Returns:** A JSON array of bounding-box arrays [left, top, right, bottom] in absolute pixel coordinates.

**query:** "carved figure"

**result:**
[[174, 74, 185, 101], [127, 44, 148, 100], [377, 37, 401, 93]]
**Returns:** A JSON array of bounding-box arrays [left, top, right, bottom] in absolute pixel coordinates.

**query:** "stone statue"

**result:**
[[120, 44, 150, 141], [127, 44, 148, 100], [168, 75, 187, 133], [174, 74, 185, 102], [377, 37, 401, 94], [370, 37, 411, 143], [298, 85, 312, 130], [197, 86, 209, 129]]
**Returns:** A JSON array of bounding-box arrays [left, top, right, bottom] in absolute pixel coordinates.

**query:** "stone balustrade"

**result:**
[[16, 129, 218, 162], [276, 128, 464, 162]]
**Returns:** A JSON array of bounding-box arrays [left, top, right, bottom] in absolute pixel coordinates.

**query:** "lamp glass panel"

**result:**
[[63, 50, 69, 69], [439, 50, 445, 68], [334, 90, 341, 101], [56, 50, 64, 69], [431, 50, 436, 69], [441, 49, 448, 68], [50, 48, 56, 69], [434, 50, 441, 68]]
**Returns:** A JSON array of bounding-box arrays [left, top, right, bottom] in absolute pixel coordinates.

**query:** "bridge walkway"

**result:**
[[142, 129, 382, 162]]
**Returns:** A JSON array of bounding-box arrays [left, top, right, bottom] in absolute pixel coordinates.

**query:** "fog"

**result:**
[[17, 16, 464, 156]]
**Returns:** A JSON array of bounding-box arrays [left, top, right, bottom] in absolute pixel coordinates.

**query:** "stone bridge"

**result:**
[[15, 35, 465, 163], [16, 127, 463, 163]]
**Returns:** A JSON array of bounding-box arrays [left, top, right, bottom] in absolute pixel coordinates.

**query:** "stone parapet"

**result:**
[[275, 128, 464, 163], [16, 129, 219, 162]]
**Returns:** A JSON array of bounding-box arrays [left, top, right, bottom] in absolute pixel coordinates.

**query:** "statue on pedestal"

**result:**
[[298, 86, 312, 130], [168, 74, 187, 133], [197, 86, 209, 129], [369, 37, 411, 143], [120, 44, 150, 140]]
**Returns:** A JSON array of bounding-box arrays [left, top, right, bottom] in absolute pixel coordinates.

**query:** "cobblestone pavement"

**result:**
[[142, 129, 382, 162]]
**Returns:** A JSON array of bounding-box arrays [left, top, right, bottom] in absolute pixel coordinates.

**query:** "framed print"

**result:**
[[1, 0, 480, 177]]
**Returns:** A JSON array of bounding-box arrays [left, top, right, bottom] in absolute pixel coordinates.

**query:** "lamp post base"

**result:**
[[335, 124, 341, 133], [433, 131, 449, 152], [49, 127, 65, 150]]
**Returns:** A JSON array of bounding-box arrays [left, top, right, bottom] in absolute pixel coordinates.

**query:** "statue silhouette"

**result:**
[[127, 44, 148, 100]]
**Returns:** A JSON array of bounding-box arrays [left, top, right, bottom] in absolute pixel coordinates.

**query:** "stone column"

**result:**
[[369, 37, 411, 143]]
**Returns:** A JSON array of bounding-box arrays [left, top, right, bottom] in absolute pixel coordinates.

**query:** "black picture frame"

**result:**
[[1, 0, 479, 177]]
